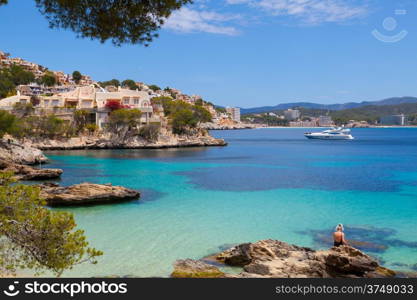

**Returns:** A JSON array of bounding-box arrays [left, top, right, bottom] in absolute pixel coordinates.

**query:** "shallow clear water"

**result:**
[[43, 128, 417, 277]]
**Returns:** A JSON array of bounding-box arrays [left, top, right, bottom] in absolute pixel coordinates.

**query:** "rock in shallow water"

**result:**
[[0, 159, 63, 180], [39, 182, 140, 206]]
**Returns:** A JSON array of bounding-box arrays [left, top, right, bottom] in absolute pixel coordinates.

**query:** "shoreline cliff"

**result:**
[[23, 131, 227, 151]]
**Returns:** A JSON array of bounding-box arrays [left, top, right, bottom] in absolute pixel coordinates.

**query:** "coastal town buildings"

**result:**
[[17, 83, 75, 96], [0, 85, 156, 129], [346, 120, 370, 128], [318, 115, 334, 127], [95, 87, 154, 128], [1, 52, 47, 79], [1, 50, 95, 87], [0, 50, 240, 131], [0, 51, 9, 62], [289, 120, 318, 127]]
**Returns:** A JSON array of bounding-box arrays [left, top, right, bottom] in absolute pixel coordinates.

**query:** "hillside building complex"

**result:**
[[0, 85, 156, 129]]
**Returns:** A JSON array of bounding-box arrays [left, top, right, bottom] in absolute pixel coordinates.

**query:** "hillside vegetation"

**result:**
[[243, 103, 417, 125], [329, 103, 417, 124]]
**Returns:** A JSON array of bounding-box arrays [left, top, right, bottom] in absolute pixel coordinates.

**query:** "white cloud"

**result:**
[[226, 0, 367, 24], [164, 1, 368, 36], [164, 7, 241, 35]]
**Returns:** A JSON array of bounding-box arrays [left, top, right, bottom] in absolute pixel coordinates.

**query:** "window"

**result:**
[[123, 98, 130, 104], [133, 98, 139, 105], [52, 100, 59, 106], [82, 100, 91, 108], [44, 100, 49, 106]]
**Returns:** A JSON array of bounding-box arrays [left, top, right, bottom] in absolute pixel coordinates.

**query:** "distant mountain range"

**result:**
[[240, 97, 417, 115]]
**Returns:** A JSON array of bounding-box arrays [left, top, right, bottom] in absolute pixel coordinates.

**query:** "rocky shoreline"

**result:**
[[27, 135, 227, 151], [172, 239, 401, 278], [0, 137, 141, 206], [0, 139, 48, 165]]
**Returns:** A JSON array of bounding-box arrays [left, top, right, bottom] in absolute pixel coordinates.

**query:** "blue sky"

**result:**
[[1, 0, 417, 108]]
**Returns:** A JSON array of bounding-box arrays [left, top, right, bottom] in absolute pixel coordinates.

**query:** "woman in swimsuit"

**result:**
[[333, 224, 348, 247]]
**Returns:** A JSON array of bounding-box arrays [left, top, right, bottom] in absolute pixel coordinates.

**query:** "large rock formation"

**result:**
[[39, 182, 140, 206], [0, 138, 48, 164], [172, 240, 397, 278], [0, 159, 63, 180]]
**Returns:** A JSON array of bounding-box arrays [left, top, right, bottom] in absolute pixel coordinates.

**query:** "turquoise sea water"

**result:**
[[44, 128, 417, 277]]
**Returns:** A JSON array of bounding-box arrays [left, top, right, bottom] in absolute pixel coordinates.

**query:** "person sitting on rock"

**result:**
[[333, 224, 348, 247]]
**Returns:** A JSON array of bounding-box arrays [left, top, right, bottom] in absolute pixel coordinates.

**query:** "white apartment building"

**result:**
[[226, 107, 241, 122], [95, 87, 153, 128], [0, 85, 156, 129], [283, 109, 301, 121]]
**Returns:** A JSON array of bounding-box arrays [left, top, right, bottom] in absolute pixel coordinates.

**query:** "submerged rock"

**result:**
[[0, 159, 63, 180], [171, 259, 225, 278], [174, 239, 397, 278], [39, 182, 140, 206]]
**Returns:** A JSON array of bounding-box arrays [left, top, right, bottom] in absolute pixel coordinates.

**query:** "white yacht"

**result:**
[[304, 127, 354, 140]]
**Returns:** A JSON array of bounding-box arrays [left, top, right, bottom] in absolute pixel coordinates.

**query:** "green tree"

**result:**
[[151, 96, 173, 106], [106, 108, 142, 136], [0, 172, 102, 277], [99, 79, 120, 88], [41, 115, 67, 138], [73, 110, 91, 133], [12, 114, 74, 140], [0, 110, 17, 138], [195, 98, 203, 106], [85, 123, 98, 134], [0, 0, 192, 46], [192, 105, 212, 123], [215, 107, 226, 114], [148, 84, 161, 92], [12, 102, 34, 118], [8, 65, 35, 86], [0, 75, 15, 98], [139, 124, 160, 142], [161, 99, 212, 132], [171, 109, 197, 134], [0, 65, 36, 98], [121, 79, 139, 90], [72, 71, 82, 84], [39, 72, 56, 87], [18, 116, 42, 138]]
